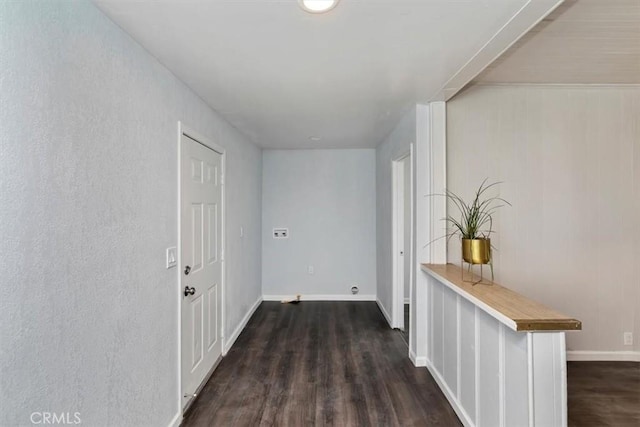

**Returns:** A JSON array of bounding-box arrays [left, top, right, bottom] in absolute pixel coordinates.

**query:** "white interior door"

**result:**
[[402, 155, 411, 308], [392, 159, 405, 329], [392, 150, 413, 331], [181, 134, 223, 408]]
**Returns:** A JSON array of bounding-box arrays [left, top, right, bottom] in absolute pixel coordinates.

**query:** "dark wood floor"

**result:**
[[182, 301, 640, 427], [568, 361, 640, 427], [182, 301, 461, 426]]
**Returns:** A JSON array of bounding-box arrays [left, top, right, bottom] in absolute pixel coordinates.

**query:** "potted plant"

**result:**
[[442, 179, 510, 281]]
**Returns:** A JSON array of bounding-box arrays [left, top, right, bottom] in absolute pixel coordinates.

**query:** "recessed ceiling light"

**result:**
[[298, 0, 339, 14], [309, 136, 322, 141]]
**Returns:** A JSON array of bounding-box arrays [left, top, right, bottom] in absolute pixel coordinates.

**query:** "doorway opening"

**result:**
[[391, 146, 413, 344]]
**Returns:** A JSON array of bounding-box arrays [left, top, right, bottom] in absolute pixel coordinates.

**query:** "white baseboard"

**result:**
[[567, 350, 640, 362], [166, 411, 181, 427], [409, 349, 427, 367], [223, 295, 262, 355], [425, 360, 475, 426], [376, 299, 392, 328], [262, 294, 376, 302]]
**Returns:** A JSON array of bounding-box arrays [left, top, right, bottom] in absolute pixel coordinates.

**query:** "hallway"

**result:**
[[182, 302, 461, 426]]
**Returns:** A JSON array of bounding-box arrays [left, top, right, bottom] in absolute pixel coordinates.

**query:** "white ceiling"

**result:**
[[95, 0, 551, 148], [475, 0, 640, 84]]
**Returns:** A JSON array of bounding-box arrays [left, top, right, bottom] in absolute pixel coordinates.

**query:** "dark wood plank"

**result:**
[[568, 361, 640, 427], [181, 301, 462, 427]]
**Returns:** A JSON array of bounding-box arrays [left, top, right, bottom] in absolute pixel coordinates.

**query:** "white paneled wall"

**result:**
[[447, 84, 640, 359], [425, 272, 567, 427]]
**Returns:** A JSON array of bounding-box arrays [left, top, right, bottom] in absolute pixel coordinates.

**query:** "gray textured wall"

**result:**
[[261, 149, 377, 298], [375, 107, 416, 321], [0, 1, 262, 425]]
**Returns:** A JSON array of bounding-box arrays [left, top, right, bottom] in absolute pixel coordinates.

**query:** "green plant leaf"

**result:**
[[433, 179, 510, 242]]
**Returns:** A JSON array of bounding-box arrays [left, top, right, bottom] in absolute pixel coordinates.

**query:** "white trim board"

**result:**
[[263, 294, 376, 302], [376, 299, 392, 328], [409, 349, 427, 368], [567, 351, 640, 362], [166, 411, 181, 427], [223, 296, 263, 355], [471, 82, 640, 89], [426, 360, 475, 427]]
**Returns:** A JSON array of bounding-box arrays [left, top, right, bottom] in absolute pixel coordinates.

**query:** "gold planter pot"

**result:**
[[462, 238, 491, 265]]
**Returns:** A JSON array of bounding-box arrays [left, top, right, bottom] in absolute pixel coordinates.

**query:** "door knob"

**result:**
[[184, 286, 196, 296], [184, 265, 191, 275]]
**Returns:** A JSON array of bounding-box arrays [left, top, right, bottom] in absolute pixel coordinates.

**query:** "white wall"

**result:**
[[447, 84, 640, 356], [376, 108, 416, 319], [0, 2, 262, 426], [262, 149, 376, 298]]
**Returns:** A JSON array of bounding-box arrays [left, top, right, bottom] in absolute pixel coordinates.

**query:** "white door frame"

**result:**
[[391, 145, 414, 330], [176, 121, 226, 416]]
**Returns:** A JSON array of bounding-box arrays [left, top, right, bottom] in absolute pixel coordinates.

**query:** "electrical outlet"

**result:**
[[273, 228, 289, 239], [307, 265, 314, 275], [623, 332, 633, 346]]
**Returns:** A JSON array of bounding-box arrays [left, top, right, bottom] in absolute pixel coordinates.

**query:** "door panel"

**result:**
[[207, 284, 218, 350], [191, 203, 203, 272], [207, 203, 218, 264], [191, 295, 203, 369], [191, 158, 203, 183], [181, 134, 223, 409]]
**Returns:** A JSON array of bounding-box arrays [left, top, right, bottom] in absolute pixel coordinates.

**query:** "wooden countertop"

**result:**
[[421, 263, 582, 332]]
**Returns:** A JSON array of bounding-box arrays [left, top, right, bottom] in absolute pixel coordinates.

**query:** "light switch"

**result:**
[[166, 247, 177, 269]]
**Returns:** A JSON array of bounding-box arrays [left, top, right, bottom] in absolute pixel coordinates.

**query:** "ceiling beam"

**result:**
[[429, 0, 565, 102]]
